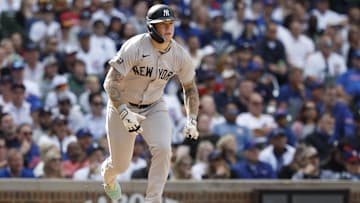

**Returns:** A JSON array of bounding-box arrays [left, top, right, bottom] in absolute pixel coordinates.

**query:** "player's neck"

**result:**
[[150, 39, 171, 53]]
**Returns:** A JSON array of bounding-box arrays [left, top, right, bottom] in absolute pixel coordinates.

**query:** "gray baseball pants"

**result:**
[[101, 99, 172, 203]]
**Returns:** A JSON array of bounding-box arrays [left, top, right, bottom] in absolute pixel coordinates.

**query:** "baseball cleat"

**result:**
[[104, 182, 122, 201]]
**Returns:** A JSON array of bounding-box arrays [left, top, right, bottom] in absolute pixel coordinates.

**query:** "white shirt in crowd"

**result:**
[[304, 51, 347, 82], [311, 9, 347, 31], [76, 45, 106, 77], [38, 135, 77, 155], [24, 62, 44, 84], [116, 158, 147, 181], [259, 144, 296, 172], [90, 35, 117, 63], [84, 110, 107, 141], [281, 34, 315, 69], [3, 101, 32, 125], [29, 20, 60, 45], [91, 9, 127, 27]]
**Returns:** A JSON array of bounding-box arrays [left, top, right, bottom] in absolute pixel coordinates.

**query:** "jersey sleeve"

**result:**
[[108, 38, 138, 75], [177, 48, 196, 84]]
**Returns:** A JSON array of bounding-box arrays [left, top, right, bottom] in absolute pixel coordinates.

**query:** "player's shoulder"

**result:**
[[122, 33, 148, 48]]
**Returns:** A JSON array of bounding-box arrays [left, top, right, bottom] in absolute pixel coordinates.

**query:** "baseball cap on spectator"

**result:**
[[308, 81, 324, 90], [351, 49, 360, 59], [76, 128, 93, 139], [268, 128, 286, 139], [79, 10, 91, 20], [64, 45, 78, 55], [43, 56, 58, 67], [39, 107, 52, 116], [51, 75, 68, 89], [246, 61, 262, 72], [60, 11, 79, 28], [10, 60, 25, 70], [263, 0, 275, 5], [274, 108, 288, 119], [209, 10, 224, 20], [237, 42, 253, 51], [78, 29, 91, 38], [343, 149, 359, 164], [87, 143, 104, 156], [24, 42, 39, 52], [243, 140, 259, 151], [222, 69, 236, 79], [208, 150, 223, 161]]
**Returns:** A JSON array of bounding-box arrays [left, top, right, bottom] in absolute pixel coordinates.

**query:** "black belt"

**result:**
[[129, 102, 152, 109]]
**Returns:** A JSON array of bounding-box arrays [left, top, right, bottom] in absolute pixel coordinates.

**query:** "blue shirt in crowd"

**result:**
[[231, 160, 276, 179], [0, 168, 35, 178]]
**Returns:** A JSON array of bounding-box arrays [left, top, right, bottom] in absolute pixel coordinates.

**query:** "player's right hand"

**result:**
[[118, 104, 146, 136]]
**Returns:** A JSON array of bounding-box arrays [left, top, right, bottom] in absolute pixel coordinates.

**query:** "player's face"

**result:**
[[155, 21, 175, 42]]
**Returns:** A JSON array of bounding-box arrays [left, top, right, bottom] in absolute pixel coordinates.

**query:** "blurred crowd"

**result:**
[[0, 0, 360, 181]]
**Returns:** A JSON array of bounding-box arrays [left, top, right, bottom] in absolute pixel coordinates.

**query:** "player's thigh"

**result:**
[[106, 104, 136, 165], [141, 109, 172, 150]]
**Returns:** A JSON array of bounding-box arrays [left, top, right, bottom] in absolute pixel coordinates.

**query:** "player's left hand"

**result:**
[[183, 117, 199, 140]]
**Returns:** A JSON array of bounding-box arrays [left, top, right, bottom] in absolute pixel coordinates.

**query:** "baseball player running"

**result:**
[[101, 4, 200, 203]]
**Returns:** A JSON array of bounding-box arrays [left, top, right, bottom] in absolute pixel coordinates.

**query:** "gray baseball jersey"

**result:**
[[108, 33, 195, 105]]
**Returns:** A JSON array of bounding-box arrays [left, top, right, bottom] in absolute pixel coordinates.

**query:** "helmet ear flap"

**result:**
[[147, 23, 165, 43]]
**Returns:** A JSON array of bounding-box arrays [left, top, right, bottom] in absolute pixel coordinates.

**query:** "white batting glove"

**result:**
[[118, 104, 146, 136], [183, 117, 199, 140]]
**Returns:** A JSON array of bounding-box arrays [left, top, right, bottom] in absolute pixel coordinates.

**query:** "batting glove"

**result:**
[[183, 117, 199, 140], [118, 104, 146, 136]]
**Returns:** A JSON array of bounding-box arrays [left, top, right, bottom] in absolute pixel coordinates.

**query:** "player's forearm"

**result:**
[[103, 67, 126, 108], [183, 79, 199, 119]]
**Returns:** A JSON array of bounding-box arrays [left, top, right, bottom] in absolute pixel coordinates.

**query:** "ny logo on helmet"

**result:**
[[163, 9, 170, 16]]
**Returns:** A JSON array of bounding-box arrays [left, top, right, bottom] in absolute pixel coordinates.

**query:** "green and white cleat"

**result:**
[[104, 182, 122, 201]]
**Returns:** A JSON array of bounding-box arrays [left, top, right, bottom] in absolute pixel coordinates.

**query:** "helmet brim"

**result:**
[[147, 17, 176, 24]]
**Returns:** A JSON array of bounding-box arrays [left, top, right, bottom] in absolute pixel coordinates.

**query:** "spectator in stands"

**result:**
[[3, 83, 32, 125], [44, 75, 77, 108], [254, 22, 287, 84], [0, 148, 34, 178], [259, 128, 296, 174], [106, 16, 123, 50], [84, 92, 106, 140], [174, 12, 201, 43], [75, 128, 94, 155], [321, 142, 348, 174], [0, 113, 16, 147], [62, 141, 88, 178], [40, 36, 61, 61], [171, 154, 193, 180], [38, 115, 77, 158], [305, 113, 336, 163], [278, 144, 308, 179], [79, 75, 107, 114], [32, 107, 52, 143], [304, 35, 346, 85], [191, 140, 214, 180], [291, 101, 319, 140], [201, 11, 233, 55], [0, 136, 8, 169], [127, 0, 148, 34], [232, 140, 275, 179], [9, 59, 41, 98], [214, 69, 239, 114], [199, 95, 225, 129], [23, 42, 43, 83], [15, 123, 40, 169], [212, 103, 252, 153], [216, 134, 239, 165], [235, 18, 259, 48], [73, 144, 105, 181], [91, 0, 126, 27], [236, 92, 276, 143], [339, 149, 360, 180], [202, 149, 231, 179], [39, 56, 58, 99], [343, 25, 359, 68], [292, 146, 336, 180], [29, 3, 60, 47], [321, 85, 354, 139], [224, 0, 246, 41], [273, 109, 297, 146], [337, 49, 360, 106], [42, 148, 64, 179], [68, 59, 87, 97], [311, 0, 348, 32], [236, 79, 255, 113], [90, 19, 116, 63], [53, 94, 84, 133], [281, 19, 315, 70], [277, 67, 310, 120], [0, 76, 13, 107]]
